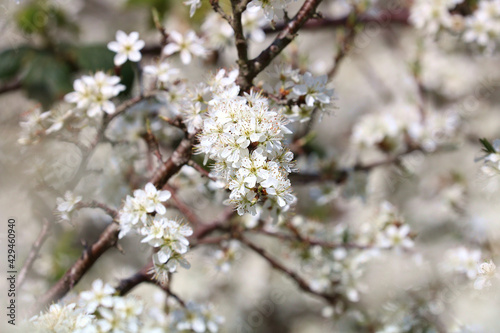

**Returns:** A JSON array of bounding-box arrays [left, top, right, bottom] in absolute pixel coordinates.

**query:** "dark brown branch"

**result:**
[[0, 78, 22, 94], [209, 0, 232, 23], [238, 235, 339, 303], [76, 201, 119, 218], [249, 228, 369, 249], [188, 160, 217, 182], [116, 262, 153, 295], [231, 0, 250, 75], [34, 131, 199, 312], [116, 261, 186, 307], [238, 0, 324, 90], [263, 10, 410, 34], [164, 184, 202, 228], [35, 222, 121, 310], [290, 147, 421, 184], [17, 218, 52, 290]]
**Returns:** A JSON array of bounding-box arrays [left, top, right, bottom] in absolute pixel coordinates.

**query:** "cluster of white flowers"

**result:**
[[172, 301, 225, 332], [443, 246, 497, 289], [351, 106, 459, 154], [195, 69, 296, 217], [289, 202, 415, 306], [65, 71, 125, 118], [411, 0, 500, 50], [248, 0, 295, 21], [18, 107, 74, 145], [444, 246, 482, 279], [410, 0, 463, 35], [25, 279, 224, 332], [119, 183, 193, 280], [144, 59, 180, 88], [26, 303, 93, 333], [56, 191, 83, 221], [264, 66, 335, 123]]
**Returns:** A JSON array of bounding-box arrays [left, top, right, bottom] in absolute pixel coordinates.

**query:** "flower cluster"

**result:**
[[65, 71, 125, 118], [119, 183, 192, 280], [248, 0, 295, 21], [25, 278, 224, 332], [350, 105, 459, 154], [264, 66, 335, 123], [196, 70, 296, 217], [411, 0, 500, 50], [172, 301, 225, 332], [18, 107, 74, 145], [443, 246, 497, 289]]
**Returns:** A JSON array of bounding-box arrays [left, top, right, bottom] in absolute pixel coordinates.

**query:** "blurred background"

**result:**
[[3, 0, 500, 332]]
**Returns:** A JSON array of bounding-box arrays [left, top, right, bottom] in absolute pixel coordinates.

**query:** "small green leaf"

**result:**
[[21, 51, 72, 107], [480, 138, 496, 154], [75, 45, 115, 72]]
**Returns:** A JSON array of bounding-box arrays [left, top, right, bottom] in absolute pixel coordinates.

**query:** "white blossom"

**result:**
[[107, 30, 145, 66], [163, 30, 207, 65]]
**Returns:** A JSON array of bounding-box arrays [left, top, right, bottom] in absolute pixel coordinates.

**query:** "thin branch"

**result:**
[[116, 261, 186, 307], [34, 131, 199, 312], [116, 262, 153, 295], [231, 0, 250, 75], [188, 160, 217, 182], [249, 228, 369, 250], [328, 18, 359, 79], [17, 218, 52, 289], [209, 0, 232, 23], [290, 147, 421, 184], [238, 235, 339, 304], [263, 10, 410, 33], [77, 201, 119, 219], [0, 78, 22, 94], [238, 0, 324, 90], [164, 184, 202, 228]]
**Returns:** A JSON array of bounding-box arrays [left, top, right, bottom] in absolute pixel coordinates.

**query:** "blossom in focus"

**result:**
[[107, 30, 145, 66]]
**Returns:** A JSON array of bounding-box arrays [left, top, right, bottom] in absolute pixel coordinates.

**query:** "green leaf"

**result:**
[[75, 45, 115, 72], [480, 138, 496, 154], [21, 51, 72, 108], [0, 47, 31, 82]]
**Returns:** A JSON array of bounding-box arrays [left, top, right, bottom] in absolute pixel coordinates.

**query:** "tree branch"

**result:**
[[17, 218, 52, 290], [231, 0, 250, 76], [34, 131, 199, 312], [238, 0, 324, 90], [238, 235, 339, 304]]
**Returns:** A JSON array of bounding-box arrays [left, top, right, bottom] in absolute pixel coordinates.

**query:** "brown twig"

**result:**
[[238, 0, 324, 90], [238, 235, 338, 303], [77, 201, 119, 219], [263, 10, 410, 34], [231, 0, 251, 76], [188, 160, 217, 182], [34, 131, 199, 312], [17, 218, 52, 290], [0, 78, 22, 94], [163, 184, 202, 228], [209, 0, 232, 23], [290, 147, 421, 184]]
